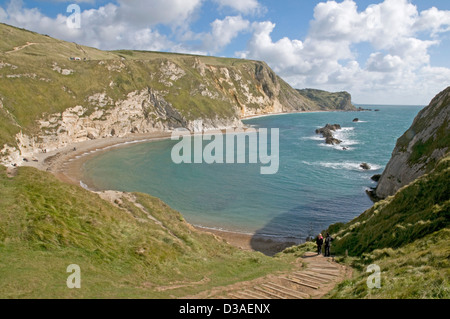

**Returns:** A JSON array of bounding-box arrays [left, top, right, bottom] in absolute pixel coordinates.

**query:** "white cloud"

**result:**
[[414, 7, 450, 36], [117, 0, 203, 28], [213, 0, 264, 15], [202, 16, 250, 53], [0, 0, 205, 51], [241, 0, 450, 104]]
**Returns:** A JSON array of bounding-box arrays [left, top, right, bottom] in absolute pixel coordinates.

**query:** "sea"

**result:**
[[81, 105, 424, 242]]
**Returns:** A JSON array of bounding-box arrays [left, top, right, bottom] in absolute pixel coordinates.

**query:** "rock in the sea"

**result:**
[[326, 137, 342, 145], [316, 124, 342, 145], [371, 174, 381, 182], [360, 163, 371, 170], [316, 124, 343, 145], [316, 124, 341, 134]]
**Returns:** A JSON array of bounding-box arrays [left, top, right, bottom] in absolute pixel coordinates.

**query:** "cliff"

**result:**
[[0, 23, 355, 165], [296, 88, 354, 111], [375, 87, 450, 199]]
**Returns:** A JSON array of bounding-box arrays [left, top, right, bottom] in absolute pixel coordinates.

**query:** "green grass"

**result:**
[[296, 88, 355, 110], [325, 154, 450, 256], [327, 228, 450, 299], [395, 88, 449, 171], [0, 166, 295, 298]]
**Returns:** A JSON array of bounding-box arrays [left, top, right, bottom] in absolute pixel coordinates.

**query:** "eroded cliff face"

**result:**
[[375, 87, 450, 199], [0, 23, 354, 166], [0, 57, 312, 165]]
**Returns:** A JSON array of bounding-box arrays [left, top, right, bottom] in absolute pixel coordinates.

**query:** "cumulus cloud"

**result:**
[[116, 0, 203, 28], [0, 0, 208, 51], [213, 0, 265, 15], [241, 0, 450, 104], [202, 16, 250, 54]]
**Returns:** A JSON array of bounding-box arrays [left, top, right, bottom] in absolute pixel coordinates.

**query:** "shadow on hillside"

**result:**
[[249, 204, 311, 257]]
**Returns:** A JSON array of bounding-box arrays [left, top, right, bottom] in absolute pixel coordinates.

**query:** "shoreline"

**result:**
[[12, 110, 348, 254], [15, 129, 302, 255], [194, 226, 304, 256]]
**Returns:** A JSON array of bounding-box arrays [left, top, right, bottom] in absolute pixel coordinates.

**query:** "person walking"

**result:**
[[324, 233, 333, 257], [316, 234, 324, 255]]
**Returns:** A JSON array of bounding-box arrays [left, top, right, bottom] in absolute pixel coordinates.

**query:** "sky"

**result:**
[[1, 0, 450, 105]]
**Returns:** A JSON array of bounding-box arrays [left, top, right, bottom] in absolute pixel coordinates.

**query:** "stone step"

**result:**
[[254, 286, 287, 299], [259, 283, 300, 300], [290, 273, 323, 286], [293, 271, 330, 283], [282, 277, 319, 290], [303, 271, 337, 281], [235, 290, 266, 299], [263, 282, 309, 299], [307, 263, 339, 270], [243, 290, 271, 300], [308, 269, 340, 277]]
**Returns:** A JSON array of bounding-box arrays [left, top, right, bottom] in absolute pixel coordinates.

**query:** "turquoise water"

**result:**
[[81, 105, 424, 241]]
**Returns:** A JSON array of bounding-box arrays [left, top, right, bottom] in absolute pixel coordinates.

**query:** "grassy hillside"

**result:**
[[0, 166, 295, 298], [329, 228, 449, 299], [296, 88, 354, 111], [327, 154, 449, 256]]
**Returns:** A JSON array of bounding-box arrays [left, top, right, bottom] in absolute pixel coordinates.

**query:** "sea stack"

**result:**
[[316, 124, 342, 145]]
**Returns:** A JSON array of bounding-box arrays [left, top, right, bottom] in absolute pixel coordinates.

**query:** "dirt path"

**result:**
[[184, 252, 351, 299], [6, 42, 37, 54]]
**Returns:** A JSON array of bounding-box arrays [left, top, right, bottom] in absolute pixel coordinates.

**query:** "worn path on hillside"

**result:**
[[182, 252, 351, 299], [5, 42, 38, 54]]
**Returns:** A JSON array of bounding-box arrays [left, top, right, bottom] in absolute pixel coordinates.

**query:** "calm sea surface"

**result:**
[[81, 105, 424, 240]]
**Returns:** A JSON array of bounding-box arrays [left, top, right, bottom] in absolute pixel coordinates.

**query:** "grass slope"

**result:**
[[0, 166, 294, 298], [327, 154, 449, 256], [329, 228, 449, 299]]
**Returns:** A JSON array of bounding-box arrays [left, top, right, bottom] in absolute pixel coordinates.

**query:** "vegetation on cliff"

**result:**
[[375, 86, 450, 199], [0, 23, 356, 163], [296, 88, 354, 111]]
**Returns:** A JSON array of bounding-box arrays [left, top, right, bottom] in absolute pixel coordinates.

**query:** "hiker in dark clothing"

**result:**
[[316, 234, 324, 255], [324, 233, 333, 257]]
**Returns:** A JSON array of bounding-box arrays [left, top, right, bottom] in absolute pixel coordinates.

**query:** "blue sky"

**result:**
[[1, 0, 450, 104]]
